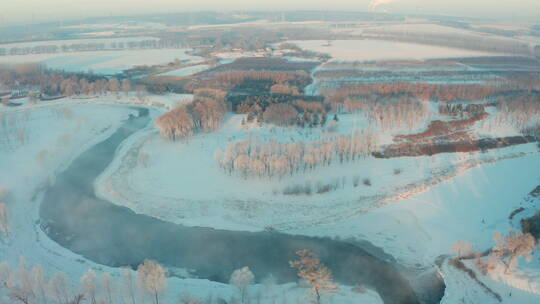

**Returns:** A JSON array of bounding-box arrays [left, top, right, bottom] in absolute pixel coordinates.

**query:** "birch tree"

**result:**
[[137, 260, 167, 304], [81, 269, 98, 304], [229, 267, 254, 304], [122, 267, 137, 304]]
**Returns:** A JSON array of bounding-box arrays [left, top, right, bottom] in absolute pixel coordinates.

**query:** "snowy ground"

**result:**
[[0, 49, 202, 75], [159, 64, 211, 77], [93, 103, 539, 233], [0, 97, 384, 304], [288, 39, 499, 61], [0, 36, 158, 49], [2, 32, 540, 301], [90, 96, 540, 302]]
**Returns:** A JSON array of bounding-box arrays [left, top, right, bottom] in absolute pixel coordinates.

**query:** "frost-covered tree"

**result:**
[[137, 260, 167, 304], [122, 267, 138, 304], [155, 106, 195, 140], [0, 187, 9, 237], [108, 78, 120, 95], [31, 265, 48, 304], [122, 79, 132, 96], [451, 241, 474, 258], [7, 261, 35, 304], [290, 249, 337, 304], [81, 269, 98, 304], [229, 267, 254, 304], [0, 203, 8, 237], [47, 272, 72, 304], [102, 273, 114, 304], [0, 261, 11, 288], [489, 231, 535, 274]]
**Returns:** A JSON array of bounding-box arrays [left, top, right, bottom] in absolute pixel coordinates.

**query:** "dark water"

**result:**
[[40, 108, 445, 304]]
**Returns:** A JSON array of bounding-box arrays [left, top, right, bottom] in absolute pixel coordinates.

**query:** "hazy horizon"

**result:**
[[2, 0, 540, 25]]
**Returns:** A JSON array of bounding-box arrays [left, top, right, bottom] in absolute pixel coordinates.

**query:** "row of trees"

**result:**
[[215, 131, 378, 179], [339, 96, 432, 133], [324, 82, 501, 104], [496, 97, 540, 132], [155, 89, 227, 140], [0, 63, 141, 98], [242, 103, 333, 129], [0, 249, 336, 304], [199, 70, 310, 90], [0, 258, 166, 304], [0, 187, 8, 239], [0, 39, 184, 57]]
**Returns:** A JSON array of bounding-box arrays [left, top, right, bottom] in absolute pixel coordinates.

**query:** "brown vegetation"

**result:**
[[155, 88, 227, 140], [262, 103, 299, 126], [476, 231, 535, 275], [0, 63, 134, 98], [324, 82, 500, 104]]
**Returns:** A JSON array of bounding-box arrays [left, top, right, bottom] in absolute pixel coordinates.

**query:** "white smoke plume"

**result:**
[[368, 0, 400, 11]]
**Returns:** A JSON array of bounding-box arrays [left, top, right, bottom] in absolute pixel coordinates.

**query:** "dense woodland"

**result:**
[[155, 88, 228, 140], [0, 63, 140, 101]]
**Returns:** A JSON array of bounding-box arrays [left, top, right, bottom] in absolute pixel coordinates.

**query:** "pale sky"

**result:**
[[1, 0, 540, 25]]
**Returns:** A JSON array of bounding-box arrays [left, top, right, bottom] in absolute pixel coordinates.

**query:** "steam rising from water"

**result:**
[[368, 0, 400, 11]]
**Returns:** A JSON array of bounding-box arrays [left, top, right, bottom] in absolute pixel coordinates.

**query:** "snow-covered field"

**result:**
[[288, 39, 499, 61], [0, 36, 158, 49], [90, 97, 540, 302], [93, 103, 538, 233], [2, 30, 540, 302], [0, 49, 202, 75], [0, 97, 386, 304], [159, 64, 211, 76]]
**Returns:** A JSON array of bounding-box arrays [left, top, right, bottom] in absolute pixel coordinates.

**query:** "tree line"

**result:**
[[0, 63, 142, 99], [324, 82, 502, 105], [0, 187, 8, 239], [215, 130, 378, 179], [0, 39, 185, 57], [0, 249, 337, 304]]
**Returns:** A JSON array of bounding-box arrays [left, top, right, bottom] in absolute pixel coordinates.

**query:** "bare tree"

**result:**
[[8, 259, 36, 304], [229, 267, 254, 304], [451, 241, 474, 258], [81, 269, 98, 304], [121, 267, 137, 304], [102, 273, 114, 304], [122, 79, 132, 96], [0, 203, 8, 238], [137, 260, 167, 304], [262, 103, 298, 126], [0, 261, 12, 289], [289, 249, 337, 304], [47, 272, 72, 304], [31, 265, 49, 304], [108, 78, 120, 96], [155, 106, 195, 140], [489, 231, 535, 274]]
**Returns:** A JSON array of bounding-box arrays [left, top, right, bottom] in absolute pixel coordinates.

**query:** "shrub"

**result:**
[[363, 178, 372, 186]]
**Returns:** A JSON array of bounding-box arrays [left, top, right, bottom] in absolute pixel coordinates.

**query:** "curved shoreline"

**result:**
[[39, 107, 444, 304]]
